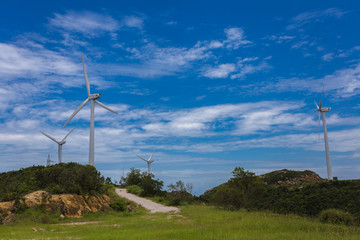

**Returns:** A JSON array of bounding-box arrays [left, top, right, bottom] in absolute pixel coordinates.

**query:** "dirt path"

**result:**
[[115, 188, 180, 213]]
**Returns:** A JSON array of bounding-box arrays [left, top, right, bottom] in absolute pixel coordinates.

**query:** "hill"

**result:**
[[0, 163, 106, 202], [201, 168, 360, 223]]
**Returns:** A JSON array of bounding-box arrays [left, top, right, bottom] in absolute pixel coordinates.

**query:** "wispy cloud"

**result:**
[[0, 43, 79, 78], [202, 64, 236, 78], [49, 11, 120, 36], [287, 8, 348, 30], [264, 63, 360, 98], [121, 15, 144, 29], [202, 57, 270, 80]]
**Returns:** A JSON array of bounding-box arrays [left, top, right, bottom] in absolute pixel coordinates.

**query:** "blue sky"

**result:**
[[1, 0, 360, 195]]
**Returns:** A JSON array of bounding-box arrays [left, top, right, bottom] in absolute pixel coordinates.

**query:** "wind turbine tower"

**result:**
[[314, 89, 333, 180], [63, 53, 118, 166], [46, 154, 54, 166], [41, 129, 74, 163], [137, 150, 156, 174]]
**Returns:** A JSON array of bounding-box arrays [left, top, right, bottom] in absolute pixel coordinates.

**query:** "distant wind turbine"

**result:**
[[46, 154, 54, 166], [41, 129, 74, 163], [314, 88, 333, 180], [63, 53, 118, 166], [137, 150, 156, 173]]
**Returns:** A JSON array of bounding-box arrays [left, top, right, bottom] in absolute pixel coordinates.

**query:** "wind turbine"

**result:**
[[41, 129, 74, 163], [314, 89, 333, 180], [137, 150, 156, 173], [46, 154, 54, 166], [63, 53, 118, 166]]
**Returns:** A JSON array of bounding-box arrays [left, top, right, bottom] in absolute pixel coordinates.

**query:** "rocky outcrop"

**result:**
[[273, 172, 323, 186], [0, 190, 113, 223]]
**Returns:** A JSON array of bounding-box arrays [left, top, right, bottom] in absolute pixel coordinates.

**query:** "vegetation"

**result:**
[[126, 185, 143, 196], [202, 167, 360, 224], [1, 205, 359, 239], [120, 168, 164, 197], [206, 167, 265, 210], [257, 179, 360, 222], [261, 169, 317, 185], [166, 180, 195, 206], [319, 209, 355, 226], [0, 163, 105, 201]]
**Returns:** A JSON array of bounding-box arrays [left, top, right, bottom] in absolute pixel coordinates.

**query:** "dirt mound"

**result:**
[[0, 190, 112, 224]]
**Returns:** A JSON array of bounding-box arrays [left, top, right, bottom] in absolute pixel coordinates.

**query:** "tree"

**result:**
[[212, 167, 265, 210], [167, 180, 194, 206], [120, 168, 164, 197]]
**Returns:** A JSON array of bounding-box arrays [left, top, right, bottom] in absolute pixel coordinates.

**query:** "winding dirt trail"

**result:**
[[115, 188, 180, 213]]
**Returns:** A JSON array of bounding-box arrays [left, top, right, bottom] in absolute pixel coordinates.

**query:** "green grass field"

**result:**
[[1, 205, 359, 240]]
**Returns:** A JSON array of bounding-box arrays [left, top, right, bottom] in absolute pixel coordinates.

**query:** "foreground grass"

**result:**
[[1, 205, 359, 239]]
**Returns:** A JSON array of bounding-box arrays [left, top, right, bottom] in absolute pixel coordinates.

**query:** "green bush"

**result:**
[[127, 185, 143, 196], [110, 198, 128, 212], [319, 209, 355, 225], [167, 181, 195, 206], [121, 168, 164, 197]]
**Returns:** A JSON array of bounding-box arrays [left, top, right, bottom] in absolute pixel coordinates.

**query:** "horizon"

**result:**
[[1, 0, 360, 195]]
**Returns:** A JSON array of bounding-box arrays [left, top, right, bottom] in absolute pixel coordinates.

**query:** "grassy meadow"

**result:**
[[1, 205, 359, 240]]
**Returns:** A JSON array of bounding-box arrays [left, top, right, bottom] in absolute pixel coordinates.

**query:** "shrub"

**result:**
[[167, 181, 195, 206], [110, 198, 128, 212], [121, 168, 164, 197], [127, 185, 143, 196], [319, 209, 355, 225]]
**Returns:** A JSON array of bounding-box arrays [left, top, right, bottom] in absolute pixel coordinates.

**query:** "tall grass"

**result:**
[[0, 205, 359, 239]]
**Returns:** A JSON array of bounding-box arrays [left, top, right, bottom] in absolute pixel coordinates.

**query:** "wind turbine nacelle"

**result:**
[[89, 93, 101, 100], [320, 107, 331, 112], [59, 140, 66, 145]]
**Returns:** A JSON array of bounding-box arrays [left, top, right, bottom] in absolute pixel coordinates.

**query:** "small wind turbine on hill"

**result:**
[[137, 150, 156, 174], [314, 88, 333, 180], [41, 129, 74, 163], [63, 53, 118, 166]]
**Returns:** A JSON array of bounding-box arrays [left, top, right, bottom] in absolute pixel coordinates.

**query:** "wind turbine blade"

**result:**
[[62, 128, 74, 141], [40, 131, 59, 144], [137, 155, 148, 162], [149, 150, 156, 161], [81, 53, 91, 97], [319, 87, 324, 108], [314, 100, 319, 110], [63, 98, 89, 127], [95, 100, 118, 114], [318, 111, 321, 142]]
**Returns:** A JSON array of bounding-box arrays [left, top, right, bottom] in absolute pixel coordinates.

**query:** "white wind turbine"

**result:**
[[314, 89, 333, 180], [46, 154, 54, 166], [41, 129, 74, 163], [63, 53, 118, 166], [137, 150, 156, 174]]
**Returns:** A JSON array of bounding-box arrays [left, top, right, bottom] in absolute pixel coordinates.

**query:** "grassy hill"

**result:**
[[201, 168, 360, 223], [0, 163, 106, 202]]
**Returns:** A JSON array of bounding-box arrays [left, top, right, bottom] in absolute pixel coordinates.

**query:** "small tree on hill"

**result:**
[[212, 167, 265, 210]]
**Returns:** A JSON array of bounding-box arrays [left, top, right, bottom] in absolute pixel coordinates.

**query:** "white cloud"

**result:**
[[49, 11, 119, 36], [224, 28, 251, 49], [230, 62, 270, 79], [264, 63, 360, 98], [0, 43, 79, 78], [322, 53, 334, 61], [122, 15, 144, 29], [287, 8, 348, 30], [202, 64, 236, 78]]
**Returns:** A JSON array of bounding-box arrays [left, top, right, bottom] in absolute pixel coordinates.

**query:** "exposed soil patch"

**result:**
[[115, 188, 180, 214]]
